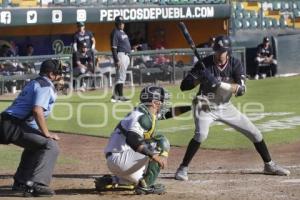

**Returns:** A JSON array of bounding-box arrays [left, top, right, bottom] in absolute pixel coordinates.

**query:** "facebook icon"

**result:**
[[0, 11, 11, 24]]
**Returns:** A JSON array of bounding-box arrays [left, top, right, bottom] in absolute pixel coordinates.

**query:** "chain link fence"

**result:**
[[0, 47, 245, 95]]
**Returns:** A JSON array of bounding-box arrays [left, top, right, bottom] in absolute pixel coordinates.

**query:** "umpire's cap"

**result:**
[[213, 35, 231, 53], [115, 15, 124, 25], [140, 86, 169, 103], [40, 59, 63, 76]]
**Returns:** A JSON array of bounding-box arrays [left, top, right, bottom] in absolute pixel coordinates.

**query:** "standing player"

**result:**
[[96, 86, 191, 194], [110, 15, 131, 102], [73, 22, 96, 52], [175, 35, 290, 181], [0, 59, 62, 196]]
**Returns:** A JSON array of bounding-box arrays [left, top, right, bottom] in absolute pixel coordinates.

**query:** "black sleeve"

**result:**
[[110, 30, 119, 63], [256, 45, 263, 56], [163, 106, 191, 119], [73, 33, 78, 44], [180, 61, 204, 91], [268, 46, 273, 56], [125, 131, 145, 151], [232, 57, 245, 85], [125, 131, 155, 157], [180, 74, 197, 91], [72, 52, 79, 67]]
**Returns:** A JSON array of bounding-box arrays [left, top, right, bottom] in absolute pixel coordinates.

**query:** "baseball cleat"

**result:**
[[263, 161, 290, 176], [175, 166, 189, 181], [119, 96, 130, 102], [110, 96, 120, 103], [23, 181, 55, 197], [135, 183, 165, 195]]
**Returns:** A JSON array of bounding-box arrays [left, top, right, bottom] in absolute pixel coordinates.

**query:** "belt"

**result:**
[[117, 52, 130, 56], [105, 152, 112, 159], [1, 112, 22, 122]]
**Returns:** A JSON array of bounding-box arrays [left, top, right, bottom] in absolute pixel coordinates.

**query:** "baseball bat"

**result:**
[[178, 22, 205, 70]]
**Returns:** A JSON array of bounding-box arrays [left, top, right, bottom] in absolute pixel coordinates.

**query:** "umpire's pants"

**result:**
[[0, 115, 59, 186]]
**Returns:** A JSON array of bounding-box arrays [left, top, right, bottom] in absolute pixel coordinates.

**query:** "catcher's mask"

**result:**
[[39, 59, 64, 76], [140, 86, 170, 112]]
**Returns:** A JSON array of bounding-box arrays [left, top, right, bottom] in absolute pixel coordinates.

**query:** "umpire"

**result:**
[[0, 59, 62, 197], [110, 15, 131, 102]]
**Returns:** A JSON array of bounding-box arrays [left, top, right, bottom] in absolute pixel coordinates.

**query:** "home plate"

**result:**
[[281, 179, 300, 183]]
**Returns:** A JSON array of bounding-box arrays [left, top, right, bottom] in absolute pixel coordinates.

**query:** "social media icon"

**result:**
[[0, 11, 11, 24], [52, 10, 62, 23], [77, 9, 86, 22], [27, 10, 37, 24]]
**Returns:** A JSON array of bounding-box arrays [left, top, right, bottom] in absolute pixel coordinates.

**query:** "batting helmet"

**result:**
[[213, 35, 231, 53], [115, 15, 124, 25], [40, 59, 63, 76], [140, 86, 169, 103]]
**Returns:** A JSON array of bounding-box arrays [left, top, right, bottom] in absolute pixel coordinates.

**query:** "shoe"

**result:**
[[95, 175, 135, 191], [12, 180, 26, 193], [254, 74, 259, 80], [175, 165, 189, 181], [110, 95, 119, 103], [23, 181, 55, 197], [79, 86, 86, 92], [119, 96, 130, 102], [135, 183, 165, 195], [263, 161, 290, 176]]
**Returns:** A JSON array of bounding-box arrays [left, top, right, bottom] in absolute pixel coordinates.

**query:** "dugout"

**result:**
[[0, 3, 231, 57]]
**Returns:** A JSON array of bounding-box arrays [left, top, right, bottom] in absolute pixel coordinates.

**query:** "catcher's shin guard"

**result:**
[[94, 175, 135, 191]]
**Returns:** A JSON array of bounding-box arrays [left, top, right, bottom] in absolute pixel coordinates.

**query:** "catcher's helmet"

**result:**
[[115, 15, 124, 25], [213, 35, 231, 53], [140, 86, 168, 103], [40, 59, 63, 76]]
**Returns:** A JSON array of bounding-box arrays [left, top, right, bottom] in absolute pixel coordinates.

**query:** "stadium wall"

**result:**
[[0, 19, 227, 54]]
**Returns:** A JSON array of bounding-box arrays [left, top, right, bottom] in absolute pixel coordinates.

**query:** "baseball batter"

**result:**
[[110, 15, 131, 102], [175, 35, 290, 181], [96, 86, 191, 194]]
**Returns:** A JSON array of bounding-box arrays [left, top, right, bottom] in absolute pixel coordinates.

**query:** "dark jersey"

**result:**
[[73, 30, 94, 50], [110, 28, 131, 54], [256, 44, 273, 57], [190, 55, 245, 104], [72, 50, 93, 68]]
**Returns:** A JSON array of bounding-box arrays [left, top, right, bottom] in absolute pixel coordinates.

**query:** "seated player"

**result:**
[[254, 37, 277, 79]]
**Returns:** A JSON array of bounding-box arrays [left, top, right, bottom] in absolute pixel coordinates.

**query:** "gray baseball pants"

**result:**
[[12, 124, 59, 186], [115, 52, 130, 84], [193, 101, 263, 143]]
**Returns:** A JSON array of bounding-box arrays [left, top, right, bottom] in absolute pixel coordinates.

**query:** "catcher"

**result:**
[[175, 35, 290, 181], [95, 85, 191, 194]]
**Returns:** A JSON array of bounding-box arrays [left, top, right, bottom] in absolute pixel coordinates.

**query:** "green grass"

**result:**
[[1, 76, 300, 170], [1, 76, 300, 150]]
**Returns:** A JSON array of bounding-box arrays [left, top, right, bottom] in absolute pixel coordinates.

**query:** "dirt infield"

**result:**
[[0, 133, 300, 200]]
